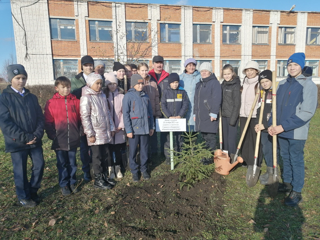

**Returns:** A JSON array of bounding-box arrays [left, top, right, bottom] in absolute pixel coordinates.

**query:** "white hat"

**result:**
[[86, 73, 102, 87], [242, 61, 260, 75], [199, 62, 212, 73]]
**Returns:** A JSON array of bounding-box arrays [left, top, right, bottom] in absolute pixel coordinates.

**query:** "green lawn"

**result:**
[[0, 109, 319, 239]]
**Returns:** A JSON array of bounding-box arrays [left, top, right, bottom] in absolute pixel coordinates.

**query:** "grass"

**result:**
[[0, 109, 320, 239]]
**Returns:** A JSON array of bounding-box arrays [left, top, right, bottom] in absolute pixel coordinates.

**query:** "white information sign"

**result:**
[[156, 118, 186, 132]]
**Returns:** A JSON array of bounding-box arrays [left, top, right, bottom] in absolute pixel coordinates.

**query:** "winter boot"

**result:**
[[102, 172, 116, 186], [285, 191, 302, 207], [115, 165, 123, 179], [259, 167, 273, 185], [142, 171, 150, 180], [94, 173, 112, 190], [108, 166, 115, 179], [132, 172, 139, 182]]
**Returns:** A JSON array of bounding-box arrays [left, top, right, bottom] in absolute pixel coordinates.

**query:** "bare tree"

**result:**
[[0, 54, 16, 82]]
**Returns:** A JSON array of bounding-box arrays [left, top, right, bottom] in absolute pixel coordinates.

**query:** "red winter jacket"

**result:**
[[148, 68, 169, 98], [44, 92, 81, 151]]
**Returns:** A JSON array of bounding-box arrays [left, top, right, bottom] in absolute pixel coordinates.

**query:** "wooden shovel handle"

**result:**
[[124, 75, 128, 93], [272, 71, 277, 168], [219, 110, 222, 147], [254, 91, 265, 158], [237, 86, 260, 149]]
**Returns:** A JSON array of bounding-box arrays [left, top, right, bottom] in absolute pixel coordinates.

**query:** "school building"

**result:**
[[11, 0, 320, 85]]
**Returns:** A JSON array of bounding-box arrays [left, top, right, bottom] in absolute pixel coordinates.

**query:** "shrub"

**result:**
[[27, 85, 55, 109]]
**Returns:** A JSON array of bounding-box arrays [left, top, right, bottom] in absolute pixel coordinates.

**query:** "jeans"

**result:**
[[129, 134, 149, 174], [80, 135, 91, 174], [11, 146, 45, 200], [278, 137, 306, 192], [55, 149, 77, 187]]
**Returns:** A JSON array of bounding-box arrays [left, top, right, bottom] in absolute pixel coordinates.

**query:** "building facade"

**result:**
[[11, 0, 320, 85]]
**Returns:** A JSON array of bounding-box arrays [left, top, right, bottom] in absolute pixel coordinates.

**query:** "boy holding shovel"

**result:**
[[268, 53, 318, 207]]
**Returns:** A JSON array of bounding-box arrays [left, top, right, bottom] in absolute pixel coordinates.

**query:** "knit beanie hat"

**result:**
[[113, 62, 125, 72], [131, 74, 144, 87], [242, 61, 260, 75], [86, 73, 102, 87], [184, 58, 197, 68], [81, 55, 94, 69], [95, 60, 105, 68], [199, 62, 212, 73], [7, 64, 28, 82], [287, 52, 305, 69], [259, 70, 272, 82], [104, 72, 118, 86], [130, 64, 137, 69], [168, 73, 180, 85]]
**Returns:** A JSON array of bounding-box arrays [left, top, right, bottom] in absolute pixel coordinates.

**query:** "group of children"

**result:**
[[0, 52, 317, 208]]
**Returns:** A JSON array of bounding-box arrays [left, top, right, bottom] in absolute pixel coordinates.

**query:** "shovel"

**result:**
[[267, 71, 279, 197], [246, 91, 265, 187], [219, 110, 223, 150], [231, 86, 260, 164]]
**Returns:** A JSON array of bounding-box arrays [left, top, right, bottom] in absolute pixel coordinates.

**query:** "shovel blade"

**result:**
[[267, 167, 280, 197], [246, 165, 261, 187]]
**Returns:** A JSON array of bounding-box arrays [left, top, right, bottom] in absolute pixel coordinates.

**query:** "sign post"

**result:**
[[156, 119, 186, 170]]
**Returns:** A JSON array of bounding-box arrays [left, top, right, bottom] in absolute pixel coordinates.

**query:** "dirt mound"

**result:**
[[109, 172, 225, 239]]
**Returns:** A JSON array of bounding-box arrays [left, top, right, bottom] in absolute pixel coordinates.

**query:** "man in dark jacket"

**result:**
[[70, 55, 94, 181], [194, 62, 222, 165], [148, 55, 169, 155], [0, 64, 45, 207], [161, 73, 190, 163]]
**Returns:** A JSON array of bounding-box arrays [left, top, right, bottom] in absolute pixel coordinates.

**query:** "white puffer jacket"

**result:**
[[80, 86, 115, 146]]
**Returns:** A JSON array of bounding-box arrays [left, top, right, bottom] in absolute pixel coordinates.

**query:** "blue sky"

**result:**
[[0, 0, 319, 68]]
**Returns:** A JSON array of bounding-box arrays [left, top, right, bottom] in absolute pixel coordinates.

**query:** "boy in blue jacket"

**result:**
[[268, 53, 318, 207], [161, 73, 190, 164], [123, 74, 154, 182], [0, 64, 45, 207]]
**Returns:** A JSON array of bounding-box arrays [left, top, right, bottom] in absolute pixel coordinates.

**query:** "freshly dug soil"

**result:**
[[109, 172, 225, 239]]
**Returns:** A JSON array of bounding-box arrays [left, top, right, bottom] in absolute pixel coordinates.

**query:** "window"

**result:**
[[254, 60, 268, 72], [222, 60, 241, 76], [193, 24, 211, 43], [160, 24, 180, 43], [53, 59, 78, 79], [94, 59, 114, 73], [196, 60, 212, 70], [277, 60, 288, 77], [126, 22, 148, 42], [89, 21, 112, 42], [305, 60, 319, 77], [278, 27, 295, 44], [223, 25, 241, 44], [252, 26, 269, 44], [50, 19, 76, 40], [164, 60, 181, 73], [306, 28, 320, 45]]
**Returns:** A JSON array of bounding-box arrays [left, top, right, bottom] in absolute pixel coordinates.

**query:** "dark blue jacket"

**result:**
[[160, 86, 190, 118], [194, 73, 222, 133], [123, 88, 154, 135], [268, 70, 317, 140], [0, 85, 44, 152]]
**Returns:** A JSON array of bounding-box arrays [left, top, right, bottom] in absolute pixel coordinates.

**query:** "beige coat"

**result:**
[[240, 76, 259, 118], [80, 86, 115, 146], [143, 75, 161, 118]]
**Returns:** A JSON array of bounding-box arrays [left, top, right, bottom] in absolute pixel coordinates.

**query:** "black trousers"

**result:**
[[222, 117, 239, 155], [91, 144, 111, 174], [239, 117, 263, 166], [109, 143, 126, 166], [201, 132, 217, 152]]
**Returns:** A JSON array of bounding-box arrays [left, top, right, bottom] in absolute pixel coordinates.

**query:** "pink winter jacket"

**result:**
[[80, 86, 115, 146], [240, 76, 259, 118], [107, 88, 126, 145]]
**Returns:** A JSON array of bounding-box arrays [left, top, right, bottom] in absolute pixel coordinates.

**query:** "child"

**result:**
[[103, 73, 125, 179], [138, 63, 161, 157], [0, 64, 45, 207], [80, 73, 116, 190], [179, 58, 201, 132], [240, 61, 262, 170], [122, 74, 154, 182], [113, 62, 129, 91], [44, 77, 81, 196], [220, 64, 241, 157], [161, 73, 189, 164], [268, 53, 317, 207], [194, 62, 222, 165], [254, 70, 274, 185]]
